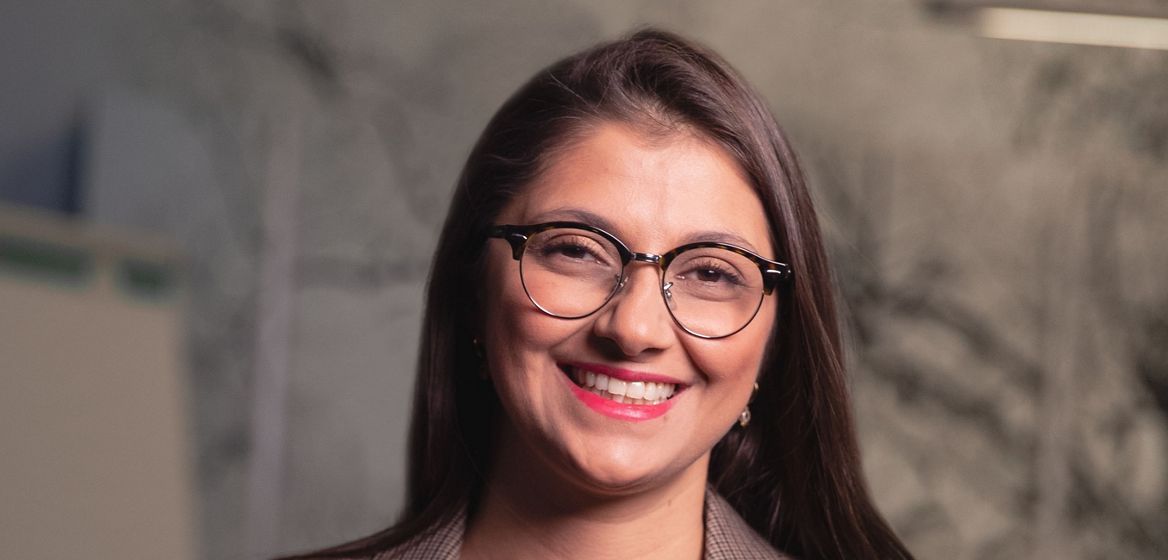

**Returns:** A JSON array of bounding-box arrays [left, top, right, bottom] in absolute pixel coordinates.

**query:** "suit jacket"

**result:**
[[356, 485, 790, 559]]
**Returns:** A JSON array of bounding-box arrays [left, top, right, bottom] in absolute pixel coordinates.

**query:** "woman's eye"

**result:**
[[539, 236, 607, 263], [680, 262, 743, 285], [555, 244, 592, 259], [696, 268, 726, 282]]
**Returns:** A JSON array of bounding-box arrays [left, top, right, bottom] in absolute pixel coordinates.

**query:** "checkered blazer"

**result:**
[[358, 485, 790, 559]]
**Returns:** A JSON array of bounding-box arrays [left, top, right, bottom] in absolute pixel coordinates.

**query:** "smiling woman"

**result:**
[[477, 125, 781, 513], [282, 29, 914, 560]]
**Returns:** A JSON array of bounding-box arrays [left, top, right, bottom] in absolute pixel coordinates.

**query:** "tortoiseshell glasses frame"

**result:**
[[487, 221, 793, 339]]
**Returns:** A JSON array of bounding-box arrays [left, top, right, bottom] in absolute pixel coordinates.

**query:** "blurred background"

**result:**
[[2, 1, 1166, 559]]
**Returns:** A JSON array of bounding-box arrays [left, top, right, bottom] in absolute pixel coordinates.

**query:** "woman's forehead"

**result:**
[[501, 123, 774, 256]]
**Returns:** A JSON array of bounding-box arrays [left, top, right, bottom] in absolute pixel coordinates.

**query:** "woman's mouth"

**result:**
[[560, 364, 678, 405], [556, 363, 684, 421]]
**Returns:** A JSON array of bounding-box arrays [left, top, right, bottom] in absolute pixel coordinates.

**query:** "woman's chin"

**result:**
[[563, 452, 682, 496]]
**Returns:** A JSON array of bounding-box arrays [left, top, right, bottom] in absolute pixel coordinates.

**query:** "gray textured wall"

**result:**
[[5, 1, 1167, 559]]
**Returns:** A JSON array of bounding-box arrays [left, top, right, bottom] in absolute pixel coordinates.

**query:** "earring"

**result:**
[[738, 407, 751, 428], [471, 337, 484, 359], [472, 338, 489, 380], [738, 382, 759, 428]]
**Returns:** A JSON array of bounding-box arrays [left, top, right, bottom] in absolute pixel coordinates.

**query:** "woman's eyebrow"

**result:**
[[530, 208, 619, 233], [682, 230, 761, 253], [529, 208, 764, 253]]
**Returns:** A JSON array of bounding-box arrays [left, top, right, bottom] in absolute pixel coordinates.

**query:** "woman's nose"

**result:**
[[590, 264, 675, 356]]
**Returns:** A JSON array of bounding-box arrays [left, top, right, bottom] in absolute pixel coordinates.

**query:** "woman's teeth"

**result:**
[[565, 366, 677, 405]]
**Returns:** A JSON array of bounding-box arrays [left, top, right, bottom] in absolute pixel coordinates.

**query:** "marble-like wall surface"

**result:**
[[64, 1, 1168, 558]]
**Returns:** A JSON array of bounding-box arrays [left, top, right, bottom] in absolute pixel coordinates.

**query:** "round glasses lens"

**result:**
[[520, 228, 622, 318], [664, 247, 766, 337]]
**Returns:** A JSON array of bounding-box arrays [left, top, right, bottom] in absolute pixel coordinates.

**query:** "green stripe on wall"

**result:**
[[0, 234, 92, 287], [117, 258, 176, 301]]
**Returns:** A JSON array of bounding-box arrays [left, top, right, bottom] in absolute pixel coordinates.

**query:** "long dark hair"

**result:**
[[294, 28, 913, 560]]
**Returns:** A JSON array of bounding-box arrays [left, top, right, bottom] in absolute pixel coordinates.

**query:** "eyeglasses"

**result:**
[[487, 222, 792, 339]]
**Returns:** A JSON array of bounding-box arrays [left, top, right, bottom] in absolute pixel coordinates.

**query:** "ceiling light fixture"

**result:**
[[926, 2, 1168, 51]]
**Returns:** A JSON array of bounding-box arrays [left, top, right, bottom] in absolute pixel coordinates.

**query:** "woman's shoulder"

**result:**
[[703, 485, 793, 560]]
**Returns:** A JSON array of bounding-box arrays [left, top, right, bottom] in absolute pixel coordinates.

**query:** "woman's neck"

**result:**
[[460, 428, 709, 560]]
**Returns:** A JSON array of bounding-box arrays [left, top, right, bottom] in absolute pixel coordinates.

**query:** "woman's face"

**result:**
[[481, 122, 777, 494]]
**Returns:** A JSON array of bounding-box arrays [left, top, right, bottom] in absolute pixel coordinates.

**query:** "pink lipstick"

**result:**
[[558, 362, 683, 422]]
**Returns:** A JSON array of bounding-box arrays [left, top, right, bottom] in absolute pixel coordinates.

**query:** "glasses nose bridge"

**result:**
[[629, 251, 662, 266], [617, 251, 666, 289]]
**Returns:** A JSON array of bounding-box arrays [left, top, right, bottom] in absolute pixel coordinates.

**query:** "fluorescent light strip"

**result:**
[[976, 7, 1168, 51]]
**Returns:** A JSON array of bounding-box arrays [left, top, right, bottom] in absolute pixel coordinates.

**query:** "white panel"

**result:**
[[0, 206, 197, 560]]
